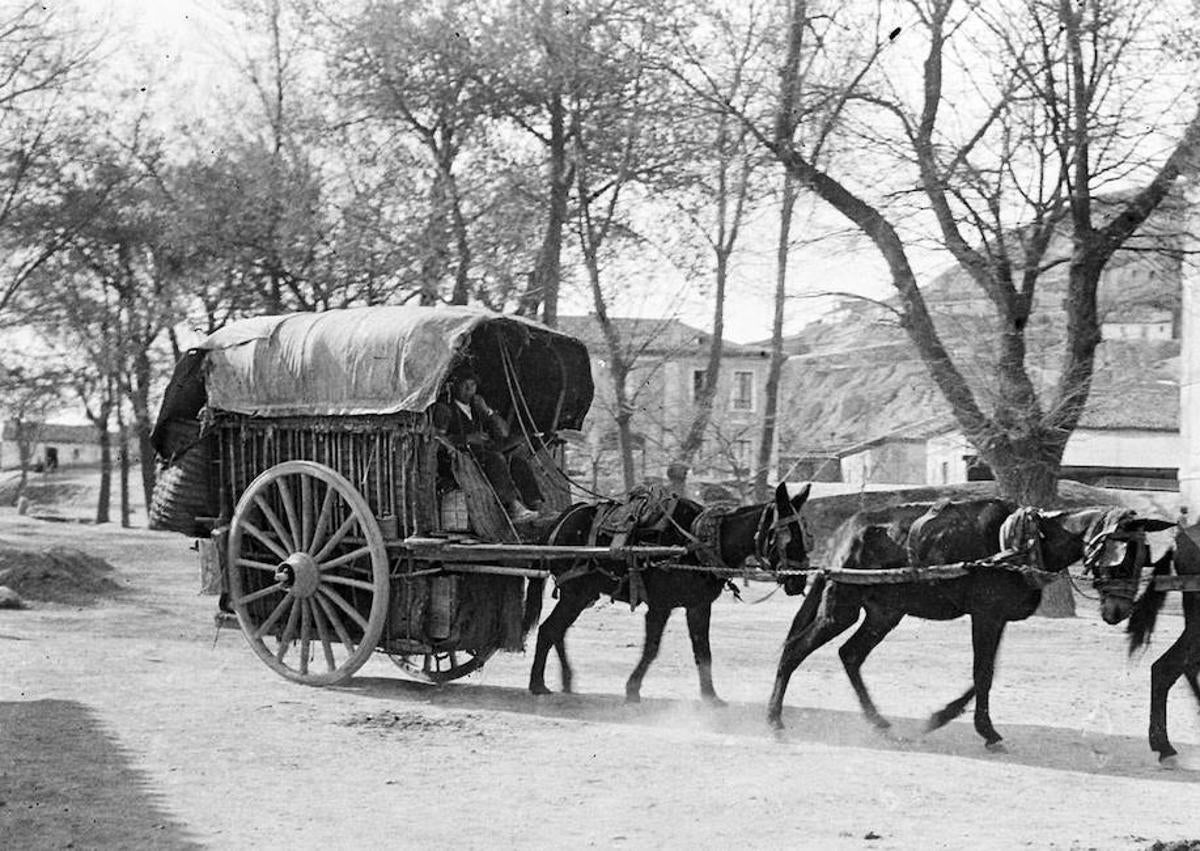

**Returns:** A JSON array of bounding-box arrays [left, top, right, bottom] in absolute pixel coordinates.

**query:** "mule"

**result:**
[[767, 498, 1164, 750], [527, 482, 812, 703], [1090, 519, 1195, 766]]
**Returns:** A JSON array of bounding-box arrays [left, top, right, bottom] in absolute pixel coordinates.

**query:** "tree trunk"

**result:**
[[755, 173, 796, 502], [986, 442, 1075, 617], [615, 412, 637, 492], [419, 167, 451, 305], [448, 174, 472, 305], [521, 94, 567, 325], [15, 427, 30, 502], [117, 401, 131, 529], [95, 420, 112, 525], [677, 243, 730, 473], [127, 350, 158, 514]]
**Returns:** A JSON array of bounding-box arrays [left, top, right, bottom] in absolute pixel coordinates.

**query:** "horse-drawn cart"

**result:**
[[150, 305, 693, 686]]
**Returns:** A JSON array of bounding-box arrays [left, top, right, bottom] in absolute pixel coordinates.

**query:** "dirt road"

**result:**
[[0, 509, 1197, 849]]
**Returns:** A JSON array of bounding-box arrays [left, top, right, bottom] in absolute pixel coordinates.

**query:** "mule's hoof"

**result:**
[[702, 694, 727, 708], [1159, 754, 1181, 771], [985, 740, 1008, 754], [869, 716, 892, 732], [925, 714, 948, 733], [529, 684, 551, 696], [767, 715, 785, 732], [625, 693, 641, 704]]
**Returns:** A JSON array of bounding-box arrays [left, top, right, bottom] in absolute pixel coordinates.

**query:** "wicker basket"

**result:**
[[440, 490, 471, 532]]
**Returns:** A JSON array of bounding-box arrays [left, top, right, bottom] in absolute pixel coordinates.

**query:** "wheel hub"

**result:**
[[274, 552, 321, 598]]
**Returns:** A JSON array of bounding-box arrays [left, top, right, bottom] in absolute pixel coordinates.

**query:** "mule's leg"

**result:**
[[554, 636, 573, 694], [626, 605, 672, 703], [529, 590, 592, 695], [684, 604, 724, 706], [969, 616, 1007, 750], [1147, 634, 1193, 761], [766, 582, 860, 730], [926, 686, 977, 733], [837, 607, 903, 730]]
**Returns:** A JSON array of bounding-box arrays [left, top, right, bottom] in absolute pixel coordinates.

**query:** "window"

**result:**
[[692, 369, 707, 401], [731, 370, 754, 411]]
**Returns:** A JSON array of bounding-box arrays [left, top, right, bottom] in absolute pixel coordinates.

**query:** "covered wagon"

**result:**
[[150, 304, 608, 684]]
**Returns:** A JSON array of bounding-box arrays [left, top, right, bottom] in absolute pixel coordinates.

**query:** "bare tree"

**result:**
[[663, 2, 771, 488], [757, 0, 1200, 505], [569, 9, 690, 489], [737, 0, 1200, 613]]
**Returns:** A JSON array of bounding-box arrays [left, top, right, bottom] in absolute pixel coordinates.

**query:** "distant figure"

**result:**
[[1179, 505, 1190, 528], [16, 494, 29, 516], [431, 366, 543, 523]]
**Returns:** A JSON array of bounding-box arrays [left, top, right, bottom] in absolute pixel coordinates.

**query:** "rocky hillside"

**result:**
[[773, 262, 1180, 457]]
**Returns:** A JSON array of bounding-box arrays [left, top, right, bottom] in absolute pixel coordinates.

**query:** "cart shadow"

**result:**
[[0, 699, 200, 849], [341, 676, 1198, 782]]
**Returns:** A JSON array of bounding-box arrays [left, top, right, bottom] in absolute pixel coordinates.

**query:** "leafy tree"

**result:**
[[475, 0, 690, 325], [0, 2, 100, 317], [22, 123, 188, 515], [333, 0, 491, 305]]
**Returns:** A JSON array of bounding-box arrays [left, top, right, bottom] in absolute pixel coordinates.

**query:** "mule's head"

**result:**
[[763, 482, 813, 594], [1079, 512, 1175, 625]]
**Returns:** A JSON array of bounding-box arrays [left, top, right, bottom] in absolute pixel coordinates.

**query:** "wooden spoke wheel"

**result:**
[[389, 646, 496, 684], [227, 461, 390, 685]]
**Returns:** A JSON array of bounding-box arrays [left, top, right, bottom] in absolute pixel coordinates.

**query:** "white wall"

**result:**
[[1061, 429, 1180, 468], [841, 448, 872, 485], [0, 439, 107, 470], [925, 432, 972, 484], [923, 428, 1177, 486]]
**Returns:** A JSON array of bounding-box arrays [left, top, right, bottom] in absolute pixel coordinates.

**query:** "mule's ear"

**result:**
[[780, 481, 810, 509], [1137, 518, 1177, 533]]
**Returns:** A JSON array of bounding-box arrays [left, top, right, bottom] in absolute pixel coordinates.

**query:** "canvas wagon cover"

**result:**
[[196, 305, 591, 421]]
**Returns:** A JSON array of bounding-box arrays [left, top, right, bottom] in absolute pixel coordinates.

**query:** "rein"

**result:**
[[668, 499, 810, 581]]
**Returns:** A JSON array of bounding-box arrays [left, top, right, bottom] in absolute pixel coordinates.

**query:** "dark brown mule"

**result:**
[[1091, 520, 1195, 766], [767, 499, 1163, 750], [528, 482, 812, 703]]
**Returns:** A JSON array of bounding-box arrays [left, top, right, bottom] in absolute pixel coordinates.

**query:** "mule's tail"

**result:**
[[522, 577, 545, 639], [1127, 550, 1171, 656]]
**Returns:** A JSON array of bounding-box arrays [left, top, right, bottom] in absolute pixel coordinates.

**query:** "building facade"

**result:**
[[0, 421, 106, 471], [555, 316, 773, 494]]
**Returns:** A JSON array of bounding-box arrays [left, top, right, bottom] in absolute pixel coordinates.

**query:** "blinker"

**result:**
[[1091, 540, 1128, 569]]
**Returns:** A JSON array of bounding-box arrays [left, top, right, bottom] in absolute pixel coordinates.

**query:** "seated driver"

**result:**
[[431, 366, 543, 523]]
